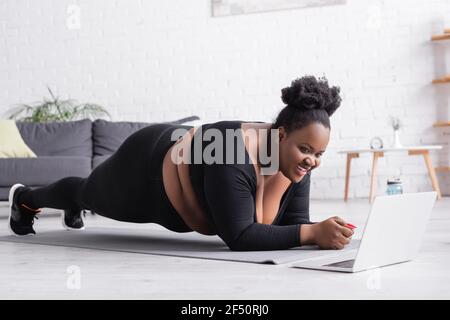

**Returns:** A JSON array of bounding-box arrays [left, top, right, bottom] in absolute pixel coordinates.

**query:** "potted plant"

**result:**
[[5, 87, 111, 123]]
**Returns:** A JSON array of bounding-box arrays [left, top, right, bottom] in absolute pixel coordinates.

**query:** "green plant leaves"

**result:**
[[6, 87, 111, 123]]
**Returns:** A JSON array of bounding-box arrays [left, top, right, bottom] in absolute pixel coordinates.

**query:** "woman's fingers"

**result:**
[[337, 225, 354, 238], [342, 236, 351, 245], [330, 232, 352, 249], [333, 216, 347, 227], [332, 217, 354, 238], [332, 236, 350, 249]]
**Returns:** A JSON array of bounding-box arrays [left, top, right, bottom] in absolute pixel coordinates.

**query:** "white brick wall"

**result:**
[[1, 0, 450, 198]]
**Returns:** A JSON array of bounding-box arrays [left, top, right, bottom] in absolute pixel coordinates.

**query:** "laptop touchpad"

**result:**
[[324, 259, 355, 268]]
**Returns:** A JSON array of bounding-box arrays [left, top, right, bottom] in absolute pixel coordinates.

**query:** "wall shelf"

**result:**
[[431, 33, 450, 41], [434, 121, 450, 127], [432, 76, 450, 84], [432, 28, 450, 175]]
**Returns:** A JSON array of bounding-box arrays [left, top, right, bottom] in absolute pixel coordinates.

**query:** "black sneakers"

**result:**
[[9, 183, 87, 235], [8, 183, 41, 236], [62, 208, 86, 230]]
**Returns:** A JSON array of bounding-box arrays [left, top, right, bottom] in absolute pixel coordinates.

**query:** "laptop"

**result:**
[[292, 191, 437, 273]]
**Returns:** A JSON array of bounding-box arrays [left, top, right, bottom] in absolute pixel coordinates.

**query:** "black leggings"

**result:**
[[18, 123, 193, 233]]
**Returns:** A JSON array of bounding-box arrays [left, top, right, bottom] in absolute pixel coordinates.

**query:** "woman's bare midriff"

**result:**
[[162, 123, 294, 235], [162, 127, 216, 235]]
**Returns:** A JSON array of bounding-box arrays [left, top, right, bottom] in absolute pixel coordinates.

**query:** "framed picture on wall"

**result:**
[[212, 0, 346, 17]]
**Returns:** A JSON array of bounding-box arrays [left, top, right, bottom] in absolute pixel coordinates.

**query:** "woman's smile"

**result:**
[[296, 165, 309, 176]]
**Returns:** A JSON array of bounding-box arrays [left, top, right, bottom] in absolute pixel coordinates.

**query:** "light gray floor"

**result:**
[[0, 197, 449, 300]]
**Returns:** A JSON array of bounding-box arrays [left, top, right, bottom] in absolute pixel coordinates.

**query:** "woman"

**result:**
[[8, 75, 354, 251]]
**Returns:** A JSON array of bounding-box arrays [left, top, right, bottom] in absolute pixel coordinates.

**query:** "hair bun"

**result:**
[[281, 75, 341, 116]]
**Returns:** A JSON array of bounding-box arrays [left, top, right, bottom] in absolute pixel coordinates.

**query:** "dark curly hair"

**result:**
[[271, 75, 342, 133]]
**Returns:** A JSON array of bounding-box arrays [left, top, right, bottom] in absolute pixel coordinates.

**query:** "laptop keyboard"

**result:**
[[323, 259, 355, 268]]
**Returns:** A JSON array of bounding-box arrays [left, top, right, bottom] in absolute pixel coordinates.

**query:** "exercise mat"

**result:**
[[0, 227, 360, 264]]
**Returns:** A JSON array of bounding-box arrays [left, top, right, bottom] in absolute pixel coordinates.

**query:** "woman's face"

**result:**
[[278, 122, 330, 183]]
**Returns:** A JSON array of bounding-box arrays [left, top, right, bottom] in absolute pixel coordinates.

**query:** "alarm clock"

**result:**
[[370, 136, 383, 150]]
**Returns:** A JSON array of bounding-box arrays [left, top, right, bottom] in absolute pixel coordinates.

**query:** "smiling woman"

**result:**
[[8, 75, 355, 251]]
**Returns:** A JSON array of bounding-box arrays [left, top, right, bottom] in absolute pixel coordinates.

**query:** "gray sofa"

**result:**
[[0, 116, 199, 201]]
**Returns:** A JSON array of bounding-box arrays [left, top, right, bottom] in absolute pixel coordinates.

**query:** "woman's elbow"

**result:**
[[225, 239, 254, 251]]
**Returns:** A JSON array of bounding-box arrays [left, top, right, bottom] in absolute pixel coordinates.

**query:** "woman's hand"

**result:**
[[301, 216, 354, 250]]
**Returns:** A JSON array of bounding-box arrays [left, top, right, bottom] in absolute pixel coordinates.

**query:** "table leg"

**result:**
[[408, 150, 442, 200], [369, 152, 384, 203], [344, 153, 359, 201]]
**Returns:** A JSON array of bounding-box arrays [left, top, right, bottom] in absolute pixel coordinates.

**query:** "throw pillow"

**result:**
[[0, 120, 37, 158]]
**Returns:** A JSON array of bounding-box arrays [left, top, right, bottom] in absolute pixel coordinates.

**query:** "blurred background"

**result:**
[[1, 0, 449, 199]]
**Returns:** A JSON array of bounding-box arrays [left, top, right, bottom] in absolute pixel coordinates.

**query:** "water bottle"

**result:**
[[386, 177, 403, 195]]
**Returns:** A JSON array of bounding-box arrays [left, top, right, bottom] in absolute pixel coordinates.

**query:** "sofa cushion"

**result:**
[[16, 119, 92, 157], [0, 156, 91, 186], [92, 116, 200, 156], [92, 154, 111, 169], [92, 120, 155, 156]]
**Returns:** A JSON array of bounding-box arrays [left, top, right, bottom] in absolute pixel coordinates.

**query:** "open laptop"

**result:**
[[292, 191, 437, 273]]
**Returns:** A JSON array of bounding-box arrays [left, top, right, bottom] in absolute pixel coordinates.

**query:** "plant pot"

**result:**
[[391, 130, 403, 148]]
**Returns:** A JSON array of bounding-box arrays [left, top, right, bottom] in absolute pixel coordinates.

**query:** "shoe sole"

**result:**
[[8, 183, 34, 237], [61, 211, 85, 231]]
